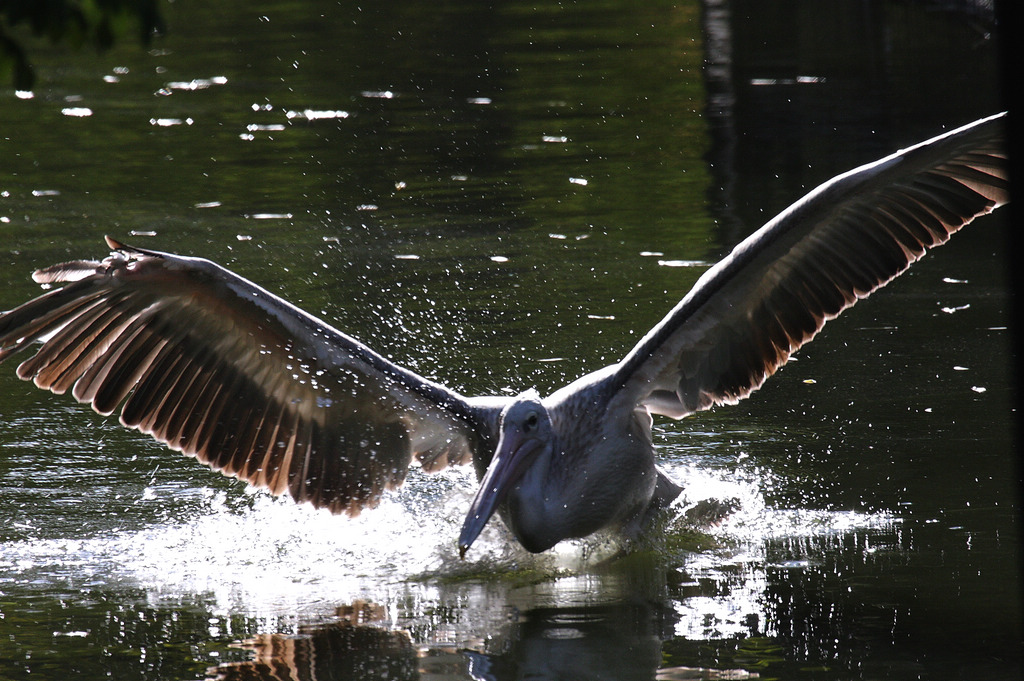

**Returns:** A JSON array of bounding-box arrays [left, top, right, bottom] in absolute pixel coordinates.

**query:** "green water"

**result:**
[[0, 1, 1015, 679]]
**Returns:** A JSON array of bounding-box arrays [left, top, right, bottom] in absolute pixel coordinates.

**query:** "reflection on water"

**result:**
[[1, 447, 900, 677], [1, 454, 865, 602], [210, 608, 417, 681], [0, 0, 1015, 679]]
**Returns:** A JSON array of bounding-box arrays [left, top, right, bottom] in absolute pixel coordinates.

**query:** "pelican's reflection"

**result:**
[[466, 602, 668, 681], [208, 601, 416, 681], [206, 598, 759, 681]]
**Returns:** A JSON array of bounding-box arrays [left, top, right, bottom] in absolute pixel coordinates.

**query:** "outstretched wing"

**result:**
[[607, 112, 1008, 419], [0, 238, 504, 514]]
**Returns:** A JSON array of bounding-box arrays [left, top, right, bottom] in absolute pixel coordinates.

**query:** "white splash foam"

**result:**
[[0, 457, 896, 630]]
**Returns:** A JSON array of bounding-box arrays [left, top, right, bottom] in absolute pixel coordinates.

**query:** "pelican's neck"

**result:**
[[502, 440, 568, 553], [501, 384, 657, 553]]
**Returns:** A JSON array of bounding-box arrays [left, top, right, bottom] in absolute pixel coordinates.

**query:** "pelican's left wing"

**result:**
[[605, 112, 1008, 420], [0, 238, 505, 514]]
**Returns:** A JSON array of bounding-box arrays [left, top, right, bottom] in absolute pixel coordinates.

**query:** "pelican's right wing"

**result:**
[[0, 238, 506, 515], [606, 112, 1008, 420]]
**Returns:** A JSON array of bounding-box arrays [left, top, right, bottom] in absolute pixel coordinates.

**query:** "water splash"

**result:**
[[0, 457, 896, 631]]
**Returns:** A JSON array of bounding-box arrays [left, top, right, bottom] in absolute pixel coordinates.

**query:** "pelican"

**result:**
[[0, 113, 1008, 557]]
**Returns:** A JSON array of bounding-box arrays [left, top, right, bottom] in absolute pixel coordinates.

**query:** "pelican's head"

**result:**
[[458, 390, 552, 557]]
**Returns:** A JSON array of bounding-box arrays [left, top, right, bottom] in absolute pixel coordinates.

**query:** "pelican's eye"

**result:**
[[524, 412, 539, 432]]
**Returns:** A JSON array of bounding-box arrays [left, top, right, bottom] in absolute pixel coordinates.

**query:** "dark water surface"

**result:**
[[0, 1, 1016, 679]]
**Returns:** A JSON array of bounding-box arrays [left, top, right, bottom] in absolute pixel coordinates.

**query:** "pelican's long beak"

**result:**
[[458, 428, 541, 558]]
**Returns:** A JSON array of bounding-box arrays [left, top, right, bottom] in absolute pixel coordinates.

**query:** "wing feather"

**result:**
[[606, 112, 1007, 420], [0, 238, 503, 514]]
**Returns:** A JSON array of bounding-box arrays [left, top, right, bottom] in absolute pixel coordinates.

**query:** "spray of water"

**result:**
[[0, 454, 896, 639]]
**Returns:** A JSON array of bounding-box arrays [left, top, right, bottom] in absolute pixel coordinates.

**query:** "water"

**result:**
[[0, 1, 1016, 679]]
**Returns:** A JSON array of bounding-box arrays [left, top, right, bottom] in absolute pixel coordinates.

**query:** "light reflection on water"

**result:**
[[1, 447, 896, 643]]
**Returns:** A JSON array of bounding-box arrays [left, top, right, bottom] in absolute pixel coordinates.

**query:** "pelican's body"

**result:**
[[472, 380, 676, 553], [0, 113, 1009, 557]]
